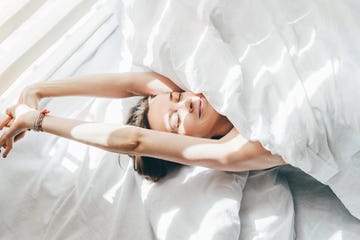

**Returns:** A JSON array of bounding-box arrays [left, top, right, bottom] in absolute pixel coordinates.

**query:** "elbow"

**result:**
[[108, 126, 142, 155]]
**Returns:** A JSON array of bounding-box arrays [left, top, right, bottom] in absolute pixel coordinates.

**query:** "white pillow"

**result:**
[[239, 168, 295, 240], [135, 166, 248, 240]]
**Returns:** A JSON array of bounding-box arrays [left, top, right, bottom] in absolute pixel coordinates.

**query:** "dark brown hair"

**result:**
[[126, 96, 182, 182]]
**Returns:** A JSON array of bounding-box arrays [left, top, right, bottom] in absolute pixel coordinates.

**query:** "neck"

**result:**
[[209, 115, 233, 138]]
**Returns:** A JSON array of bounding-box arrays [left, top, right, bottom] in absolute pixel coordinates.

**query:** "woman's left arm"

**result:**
[[0, 104, 285, 171]]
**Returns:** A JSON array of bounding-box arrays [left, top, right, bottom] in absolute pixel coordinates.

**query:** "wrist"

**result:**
[[23, 110, 40, 130], [28, 83, 44, 99], [32, 109, 50, 131]]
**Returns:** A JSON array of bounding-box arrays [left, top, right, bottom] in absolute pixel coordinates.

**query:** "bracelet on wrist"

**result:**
[[33, 109, 50, 132]]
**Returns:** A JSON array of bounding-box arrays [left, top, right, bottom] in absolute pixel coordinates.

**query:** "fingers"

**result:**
[[5, 107, 13, 117], [0, 133, 6, 157], [0, 128, 26, 159], [0, 115, 12, 130], [0, 120, 22, 157], [2, 138, 13, 158], [0, 132, 13, 158], [7, 119, 15, 128]]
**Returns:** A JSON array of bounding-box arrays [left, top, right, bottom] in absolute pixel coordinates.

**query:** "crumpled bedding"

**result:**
[[0, 24, 295, 240], [0, 1, 359, 239], [120, 0, 360, 219]]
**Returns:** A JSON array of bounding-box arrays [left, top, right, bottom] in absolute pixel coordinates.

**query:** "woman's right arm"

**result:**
[[19, 72, 182, 108], [1, 104, 285, 171]]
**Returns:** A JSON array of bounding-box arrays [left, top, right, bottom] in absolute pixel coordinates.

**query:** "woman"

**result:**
[[0, 72, 286, 181]]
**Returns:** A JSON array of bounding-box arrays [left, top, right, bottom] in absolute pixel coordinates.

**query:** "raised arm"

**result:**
[[20, 72, 182, 108], [0, 105, 285, 171], [134, 127, 286, 171]]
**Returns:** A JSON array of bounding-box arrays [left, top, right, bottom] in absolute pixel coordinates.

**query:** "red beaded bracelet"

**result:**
[[33, 109, 50, 132]]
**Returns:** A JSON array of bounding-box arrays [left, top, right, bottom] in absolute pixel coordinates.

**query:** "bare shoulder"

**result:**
[[219, 127, 241, 142]]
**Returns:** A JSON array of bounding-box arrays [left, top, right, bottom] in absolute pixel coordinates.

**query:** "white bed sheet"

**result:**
[[0, 0, 359, 239]]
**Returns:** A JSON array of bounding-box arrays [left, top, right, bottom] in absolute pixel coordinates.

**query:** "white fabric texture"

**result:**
[[239, 168, 295, 240], [120, 0, 360, 220], [135, 167, 248, 240], [0, 0, 359, 239]]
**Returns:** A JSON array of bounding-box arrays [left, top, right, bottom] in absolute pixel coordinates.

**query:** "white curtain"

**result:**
[[0, 0, 119, 100]]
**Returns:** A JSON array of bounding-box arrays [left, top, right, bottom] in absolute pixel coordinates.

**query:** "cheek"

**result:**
[[181, 118, 208, 137], [180, 117, 197, 135]]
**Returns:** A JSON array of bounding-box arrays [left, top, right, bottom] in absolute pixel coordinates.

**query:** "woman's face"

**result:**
[[147, 92, 228, 138]]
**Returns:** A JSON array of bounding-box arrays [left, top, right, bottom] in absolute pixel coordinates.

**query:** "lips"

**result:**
[[199, 97, 203, 118]]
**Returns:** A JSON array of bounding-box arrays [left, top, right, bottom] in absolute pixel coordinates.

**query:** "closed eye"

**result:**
[[169, 111, 180, 132], [176, 112, 181, 129]]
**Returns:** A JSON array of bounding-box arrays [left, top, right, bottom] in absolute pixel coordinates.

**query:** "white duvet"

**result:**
[[0, 0, 359, 239], [120, 0, 360, 219]]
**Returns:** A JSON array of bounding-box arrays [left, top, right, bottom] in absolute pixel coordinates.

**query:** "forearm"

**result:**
[[136, 129, 286, 171], [22, 111, 285, 171], [29, 73, 136, 99], [39, 115, 140, 154], [27, 71, 182, 101], [226, 152, 286, 171]]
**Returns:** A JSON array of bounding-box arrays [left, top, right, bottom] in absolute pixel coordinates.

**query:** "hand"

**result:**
[[14, 85, 42, 143], [0, 104, 38, 158], [18, 85, 41, 109]]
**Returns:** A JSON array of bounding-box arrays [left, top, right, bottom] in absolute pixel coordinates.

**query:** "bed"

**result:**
[[0, 0, 359, 239]]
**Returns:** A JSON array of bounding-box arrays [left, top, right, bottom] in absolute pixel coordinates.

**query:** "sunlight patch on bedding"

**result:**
[[287, 9, 312, 25], [60, 142, 88, 173], [88, 147, 106, 170], [103, 167, 129, 204], [333, 58, 340, 74], [184, 26, 209, 84], [272, 81, 306, 142], [156, 208, 180, 239], [254, 215, 279, 231], [329, 230, 343, 240], [140, 178, 158, 201], [61, 157, 79, 173], [182, 167, 206, 184], [253, 47, 287, 87], [238, 32, 272, 63], [120, 7, 134, 71], [219, 65, 242, 111], [297, 29, 316, 57], [189, 199, 239, 240], [67, 141, 87, 161], [303, 60, 332, 99], [144, 0, 171, 66]]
